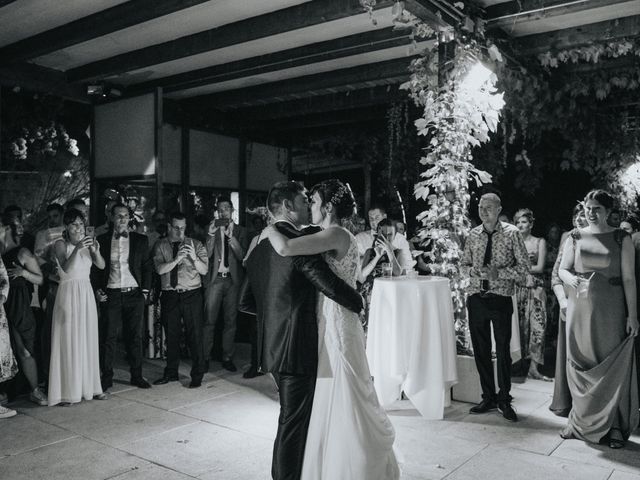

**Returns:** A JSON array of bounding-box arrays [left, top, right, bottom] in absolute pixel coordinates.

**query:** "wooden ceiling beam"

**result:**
[[228, 85, 407, 122], [65, 0, 394, 83], [245, 106, 388, 133], [516, 14, 640, 54], [404, 0, 464, 30], [0, 62, 87, 103], [486, 0, 635, 29], [183, 57, 415, 110], [129, 28, 419, 94], [0, 0, 212, 64]]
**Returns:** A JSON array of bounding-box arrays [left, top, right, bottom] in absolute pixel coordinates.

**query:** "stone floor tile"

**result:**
[[445, 445, 612, 480], [551, 436, 640, 475], [0, 436, 150, 480], [114, 376, 238, 412], [610, 470, 640, 480], [120, 421, 272, 478], [106, 463, 197, 479], [19, 395, 198, 447], [173, 382, 280, 440], [0, 413, 77, 458]]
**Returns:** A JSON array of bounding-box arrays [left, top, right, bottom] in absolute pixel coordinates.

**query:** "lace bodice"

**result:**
[[322, 228, 360, 289]]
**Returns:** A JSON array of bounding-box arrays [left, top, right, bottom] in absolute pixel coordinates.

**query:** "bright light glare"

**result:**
[[63, 170, 72, 178], [461, 62, 493, 91]]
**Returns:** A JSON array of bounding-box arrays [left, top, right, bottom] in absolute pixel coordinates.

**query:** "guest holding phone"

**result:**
[[48, 208, 106, 405], [153, 212, 208, 388]]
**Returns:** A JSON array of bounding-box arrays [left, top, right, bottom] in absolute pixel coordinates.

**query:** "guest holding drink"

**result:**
[[48, 209, 106, 405], [559, 190, 639, 448], [513, 209, 550, 381], [549, 204, 587, 417]]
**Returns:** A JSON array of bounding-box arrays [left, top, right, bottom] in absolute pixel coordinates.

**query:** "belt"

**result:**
[[164, 288, 198, 294], [217, 272, 230, 278], [107, 287, 139, 293]]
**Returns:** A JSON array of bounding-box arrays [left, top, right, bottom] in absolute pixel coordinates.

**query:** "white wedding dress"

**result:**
[[301, 228, 400, 480]]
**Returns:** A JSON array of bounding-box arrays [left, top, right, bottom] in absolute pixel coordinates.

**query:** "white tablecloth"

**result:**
[[366, 276, 458, 419]]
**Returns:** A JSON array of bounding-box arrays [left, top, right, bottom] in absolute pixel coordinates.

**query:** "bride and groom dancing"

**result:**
[[240, 179, 399, 480]]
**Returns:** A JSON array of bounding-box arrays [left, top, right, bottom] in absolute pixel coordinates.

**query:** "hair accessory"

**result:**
[[329, 184, 349, 206]]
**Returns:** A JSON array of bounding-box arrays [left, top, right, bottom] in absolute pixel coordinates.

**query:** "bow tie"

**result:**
[[114, 231, 129, 239]]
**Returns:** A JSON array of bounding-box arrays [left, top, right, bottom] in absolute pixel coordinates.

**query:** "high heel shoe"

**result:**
[[527, 370, 553, 382]]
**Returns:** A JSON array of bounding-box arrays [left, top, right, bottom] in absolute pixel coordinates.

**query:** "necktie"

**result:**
[[170, 241, 180, 288], [482, 229, 495, 292], [222, 231, 229, 269], [483, 229, 495, 266]]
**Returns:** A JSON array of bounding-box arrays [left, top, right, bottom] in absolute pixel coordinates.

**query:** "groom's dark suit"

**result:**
[[240, 221, 362, 480]]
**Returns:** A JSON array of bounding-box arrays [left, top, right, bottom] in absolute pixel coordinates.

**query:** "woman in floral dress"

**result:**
[[514, 208, 550, 381], [0, 255, 18, 418]]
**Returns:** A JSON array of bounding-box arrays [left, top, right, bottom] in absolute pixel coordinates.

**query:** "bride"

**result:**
[[263, 179, 399, 480]]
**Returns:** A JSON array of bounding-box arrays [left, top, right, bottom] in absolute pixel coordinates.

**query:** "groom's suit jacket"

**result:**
[[240, 222, 362, 375]]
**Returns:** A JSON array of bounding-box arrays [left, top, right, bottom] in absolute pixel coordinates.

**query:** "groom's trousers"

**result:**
[[272, 372, 316, 480]]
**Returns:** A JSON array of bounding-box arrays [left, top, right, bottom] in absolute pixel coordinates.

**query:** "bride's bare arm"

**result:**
[[264, 225, 346, 257]]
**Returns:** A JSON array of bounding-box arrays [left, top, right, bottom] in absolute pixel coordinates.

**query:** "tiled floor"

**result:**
[[1, 350, 639, 480]]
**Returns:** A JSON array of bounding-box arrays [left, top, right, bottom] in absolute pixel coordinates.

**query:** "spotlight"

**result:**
[[461, 61, 494, 92], [87, 84, 104, 96]]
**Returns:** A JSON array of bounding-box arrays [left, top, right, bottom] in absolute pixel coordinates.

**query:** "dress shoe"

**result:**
[[188, 379, 202, 388], [498, 401, 518, 422], [101, 380, 113, 392], [469, 399, 497, 414], [131, 377, 152, 389], [94, 393, 109, 400], [243, 367, 264, 379], [153, 376, 178, 385], [222, 359, 237, 372]]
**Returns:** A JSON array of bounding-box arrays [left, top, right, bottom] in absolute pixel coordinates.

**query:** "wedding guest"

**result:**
[[2, 205, 35, 252], [65, 198, 89, 222], [192, 214, 210, 244], [33, 202, 65, 384], [513, 209, 550, 381], [95, 199, 117, 237], [153, 212, 208, 388], [355, 203, 413, 274], [607, 207, 622, 228], [620, 214, 640, 235], [549, 204, 587, 417], [559, 190, 639, 448], [461, 193, 529, 422], [48, 209, 106, 405], [1, 214, 47, 405], [91, 203, 153, 391], [543, 222, 563, 348], [358, 219, 404, 330], [0, 257, 18, 418], [203, 197, 248, 372]]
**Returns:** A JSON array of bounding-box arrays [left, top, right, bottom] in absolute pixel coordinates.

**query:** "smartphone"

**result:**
[[86, 226, 95, 238], [214, 218, 230, 227]]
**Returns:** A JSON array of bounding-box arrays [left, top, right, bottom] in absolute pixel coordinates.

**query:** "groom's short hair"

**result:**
[[267, 181, 306, 215]]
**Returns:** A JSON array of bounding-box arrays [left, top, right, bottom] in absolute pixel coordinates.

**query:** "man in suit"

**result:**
[[203, 196, 248, 372], [91, 203, 153, 391], [239, 181, 363, 480]]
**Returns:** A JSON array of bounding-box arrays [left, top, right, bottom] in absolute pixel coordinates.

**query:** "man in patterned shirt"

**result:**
[[461, 193, 529, 422]]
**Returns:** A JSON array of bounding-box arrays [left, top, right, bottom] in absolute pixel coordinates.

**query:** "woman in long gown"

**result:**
[[0, 256, 18, 418], [264, 179, 399, 480], [48, 208, 106, 406], [559, 190, 639, 448], [514, 209, 550, 380], [549, 205, 587, 417]]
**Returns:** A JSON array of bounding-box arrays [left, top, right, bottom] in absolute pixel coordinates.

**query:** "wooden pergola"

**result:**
[[0, 0, 638, 215]]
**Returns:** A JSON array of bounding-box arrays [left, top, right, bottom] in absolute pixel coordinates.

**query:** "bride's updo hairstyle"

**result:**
[[310, 179, 356, 221]]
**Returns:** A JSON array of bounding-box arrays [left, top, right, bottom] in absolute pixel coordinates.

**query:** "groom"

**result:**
[[240, 181, 363, 480]]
